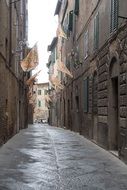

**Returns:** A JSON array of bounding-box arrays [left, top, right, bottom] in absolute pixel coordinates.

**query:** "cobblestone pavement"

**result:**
[[0, 124, 127, 190]]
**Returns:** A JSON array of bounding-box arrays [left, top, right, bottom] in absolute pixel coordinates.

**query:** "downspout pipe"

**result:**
[[9, 0, 12, 67]]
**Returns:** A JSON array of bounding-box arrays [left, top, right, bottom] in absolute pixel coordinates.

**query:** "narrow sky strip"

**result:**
[[28, 0, 58, 82]]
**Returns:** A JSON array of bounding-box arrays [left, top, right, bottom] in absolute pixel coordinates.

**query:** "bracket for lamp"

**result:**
[[118, 16, 127, 20], [15, 40, 28, 54]]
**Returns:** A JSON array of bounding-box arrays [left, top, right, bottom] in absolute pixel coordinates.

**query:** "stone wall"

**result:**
[[0, 0, 29, 145]]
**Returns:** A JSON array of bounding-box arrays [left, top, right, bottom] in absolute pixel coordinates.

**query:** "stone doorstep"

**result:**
[[110, 150, 119, 158], [91, 139, 120, 159]]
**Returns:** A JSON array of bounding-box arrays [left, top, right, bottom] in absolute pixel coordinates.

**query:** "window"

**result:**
[[38, 90, 41, 95], [68, 10, 73, 31], [84, 31, 88, 59], [75, 96, 79, 112], [44, 90, 47, 95], [74, 0, 79, 16], [38, 100, 41, 107], [110, 0, 118, 33], [83, 77, 89, 112], [94, 12, 99, 50]]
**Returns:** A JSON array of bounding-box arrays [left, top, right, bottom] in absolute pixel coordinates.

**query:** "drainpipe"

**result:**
[[9, 0, 21, 66], [9, 0, 12, 67]]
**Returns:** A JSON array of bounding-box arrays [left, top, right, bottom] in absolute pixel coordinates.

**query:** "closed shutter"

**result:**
[[63, 14, 68, 35], [110, 0, 118, 32], [94, 12, 99, 50], [74, 0, 79, 16], [84, 30, 88, 59], [83, 77, 89, 112], [68, 10, 73, 31], [38, 100, 41, 107]]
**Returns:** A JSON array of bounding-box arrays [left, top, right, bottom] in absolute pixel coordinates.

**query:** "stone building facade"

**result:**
[[34, 83, 49, 123], [47, 37, 61, 126], [47, 0, 127, 163], [0, 0, 29, 145]]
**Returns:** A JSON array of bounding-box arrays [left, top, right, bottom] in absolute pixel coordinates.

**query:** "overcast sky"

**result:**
[[28, 0, 58, 83]]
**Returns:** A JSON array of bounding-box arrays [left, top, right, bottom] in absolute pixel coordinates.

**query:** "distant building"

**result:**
[[34, 83, 49, 123], [47, 37, 61, 127]]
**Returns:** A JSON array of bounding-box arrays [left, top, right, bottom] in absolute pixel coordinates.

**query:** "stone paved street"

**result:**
[[0, 124, 127, 190]]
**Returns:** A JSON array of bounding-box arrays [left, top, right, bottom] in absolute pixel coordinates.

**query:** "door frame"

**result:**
[[108, 53, 120, 150]]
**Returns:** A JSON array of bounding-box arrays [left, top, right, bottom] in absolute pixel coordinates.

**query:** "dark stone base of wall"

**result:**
[[97, 122, 108, 149], [121, 149, 127, 165], [119, 128, 127, 163]]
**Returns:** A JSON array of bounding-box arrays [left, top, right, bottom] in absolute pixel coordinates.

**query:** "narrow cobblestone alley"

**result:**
[[0, 124, 127, 190]]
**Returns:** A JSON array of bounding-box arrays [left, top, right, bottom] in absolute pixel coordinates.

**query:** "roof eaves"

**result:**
[[54, 0, 62, 15], [47, 37, 58, 51]]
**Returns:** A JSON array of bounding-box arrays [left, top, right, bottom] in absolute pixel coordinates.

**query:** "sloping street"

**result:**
[[0, 124, 126, 190]]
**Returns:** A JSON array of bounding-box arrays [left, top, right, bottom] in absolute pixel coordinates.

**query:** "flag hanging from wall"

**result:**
[[56, 60, 73, 78], [28, 93, 36, 105], [44, 94, 52, 103], [20, 43, 39, 72], [26, 70, 41, 86], [49, 75, 64, 90]]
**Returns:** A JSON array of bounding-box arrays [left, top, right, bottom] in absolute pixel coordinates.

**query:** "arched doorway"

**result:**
[[108, 56, 119, 151]]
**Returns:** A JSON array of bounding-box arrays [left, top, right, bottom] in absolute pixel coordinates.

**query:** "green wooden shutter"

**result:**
[[110, 0, 118, 33], [68, 10, 73, 31], [94, 12, 99, 50], [84, 30, 88, 58], [74, 0, 79, 16], [83, 77, 89, 112], [38, 100, 41, 107], [63, 14, 68, 34]]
